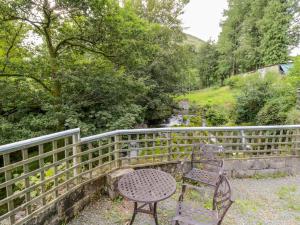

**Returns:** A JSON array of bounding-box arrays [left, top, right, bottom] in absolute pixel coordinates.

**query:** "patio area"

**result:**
[[68, 175, 300, 225], [1, 126, 300, 225]]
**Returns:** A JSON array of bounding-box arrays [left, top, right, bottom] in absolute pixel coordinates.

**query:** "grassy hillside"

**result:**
[[176, 86, 239, 108], [184, 33, 205, 48]]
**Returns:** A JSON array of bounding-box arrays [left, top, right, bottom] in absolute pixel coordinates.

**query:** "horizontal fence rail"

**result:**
[[1, 125, 300, 224]]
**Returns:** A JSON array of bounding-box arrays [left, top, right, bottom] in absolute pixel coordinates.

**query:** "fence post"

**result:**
[[295, 127, 300, 156], [3, 154, 15, 224], [240, 130, 246, 150], [167, 132, 172, 162], [72, 131, 81, 184], [202, 109, 207, 127], [297, 88, 300, 110], [114, 135, 120, 169]]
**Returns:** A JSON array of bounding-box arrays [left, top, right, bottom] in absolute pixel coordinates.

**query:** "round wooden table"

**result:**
[[118, 169, 177, 225]]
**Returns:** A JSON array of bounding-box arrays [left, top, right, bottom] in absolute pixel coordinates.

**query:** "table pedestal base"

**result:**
[[130, 202, 158, 225]]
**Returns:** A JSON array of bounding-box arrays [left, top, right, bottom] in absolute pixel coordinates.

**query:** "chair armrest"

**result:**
[[230, 195, 236, 203], [218, 166, 225, 176], [217, 159, 225, 175], [179, 155, 191, 175]]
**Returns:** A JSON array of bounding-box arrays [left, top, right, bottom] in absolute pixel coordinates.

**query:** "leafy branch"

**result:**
[[0, 73, 52, 94]]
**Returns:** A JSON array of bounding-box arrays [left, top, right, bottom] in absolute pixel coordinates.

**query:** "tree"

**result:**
[[0, 0, 191, 144], [235, 0, 268, 72], [217, 0, 298, 77], [259, 0, 294, 65], [217, 0, 250, 76], [197, 41, 219, 87], [121, 0, 189, 28]]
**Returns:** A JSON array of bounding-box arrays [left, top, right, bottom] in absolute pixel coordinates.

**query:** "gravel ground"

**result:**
[[68, 175, 300, 225]]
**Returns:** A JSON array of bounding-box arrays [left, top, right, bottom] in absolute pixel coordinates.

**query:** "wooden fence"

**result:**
[[0, 125, 300, 224]]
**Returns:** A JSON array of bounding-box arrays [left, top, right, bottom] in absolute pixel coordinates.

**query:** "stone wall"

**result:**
[[136, 157, 300, 179], [224, 157, 300, 178], [23, 176, 106, 225]]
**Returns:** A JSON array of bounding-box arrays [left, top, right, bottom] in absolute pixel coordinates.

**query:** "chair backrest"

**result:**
[[191, 143, 224, 169], [213, 176, 233, 224]]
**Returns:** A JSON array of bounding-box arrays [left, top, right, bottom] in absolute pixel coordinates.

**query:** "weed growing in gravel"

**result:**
[[277, 185, 300, 211], [277, 185, 297, 199], [203, 198, 213, 210], [235, 199, 259, 214], [252, 171, 288, 180], [113, 196, 123, 204]]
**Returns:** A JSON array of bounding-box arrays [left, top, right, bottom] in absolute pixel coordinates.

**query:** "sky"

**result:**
[[181, 0, 300, 56], [180, 0, 228, 42]]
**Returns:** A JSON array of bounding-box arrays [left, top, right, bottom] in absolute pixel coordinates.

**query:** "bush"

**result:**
[[189, 115, 202, 126], [224, 72, 279, 89], [235, 72, 295, 125], [235, 78, 271, 124], [286, 109, 300, 124], [224, 75, 245, 89], [189, 103, 201, 114], [188, 105, 230, 127], [205, 105, 229, 126], [256, 97, 294, 125]]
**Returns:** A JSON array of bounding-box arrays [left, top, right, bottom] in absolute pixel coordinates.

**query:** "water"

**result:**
[[161, 114, 195, 127]]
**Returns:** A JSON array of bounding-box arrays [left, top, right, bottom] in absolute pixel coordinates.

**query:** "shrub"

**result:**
[[189, 115, 202, 126], [286, 109, 300, 124], [189, 103, 201, 114], [256, 78, 296, 125], [235, 72, 295, 125], [256, 97, 294, 125], [205, 105, 229, 126], [235, 79, 271, 124], [224, 75, 246, 89]]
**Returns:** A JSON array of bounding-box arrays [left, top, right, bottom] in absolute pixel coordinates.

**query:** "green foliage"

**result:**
[[176, 86, 238, 108], [285, 62, 300, 89], [217, 0, 298, 76], [205, 105, 229, 126], [235, 75, 272, 124], [184, 34, 205, 48], [0, 0, 192, 144], [189, 115, 202, 127], [277, 185, 300, 211], [277, 185, 297, 200], [197, 41, 220, 87], [235, 72, 297, 125], [224, 74, 252, 89], [259, 0, 293, 65], [217, 0, 251, 76], [252, 171, 288, 179], [236, 199, 260, 214], [286, 109, 300, 124], [256, 97, 295, 125], [178, 70, 298, 126]]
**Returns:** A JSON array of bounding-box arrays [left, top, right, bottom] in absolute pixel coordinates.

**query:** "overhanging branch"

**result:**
[[0, 73, 53, 94]]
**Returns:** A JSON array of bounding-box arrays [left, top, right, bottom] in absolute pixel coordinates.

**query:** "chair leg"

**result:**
[[171, 220, 179, 225], [153, 202, 159, 225], [129, 202, 137, 225]]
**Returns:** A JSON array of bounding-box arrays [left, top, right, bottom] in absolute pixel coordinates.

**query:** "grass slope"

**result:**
[[176, 86, 239, 108], [184, 33, 205, 48]]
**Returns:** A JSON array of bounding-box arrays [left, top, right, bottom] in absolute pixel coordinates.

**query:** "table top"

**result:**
[[118, 169, 177, 203]]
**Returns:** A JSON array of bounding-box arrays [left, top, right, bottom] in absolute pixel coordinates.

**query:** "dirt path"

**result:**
[[68, 175, 300, 225]]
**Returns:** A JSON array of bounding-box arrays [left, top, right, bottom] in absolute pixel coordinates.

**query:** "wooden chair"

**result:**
[[172, 175, 234, 225], [182, 143, 225, 187]]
